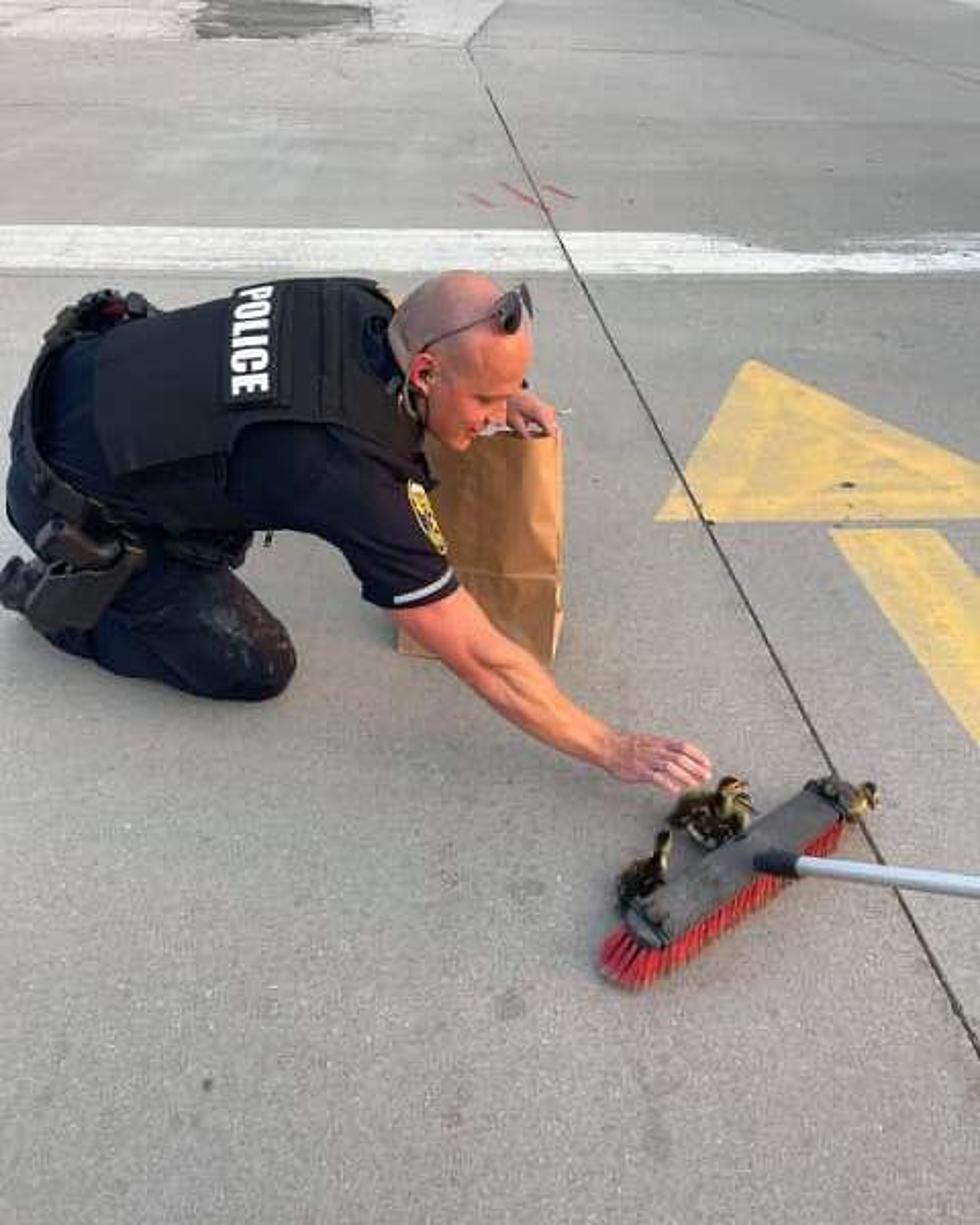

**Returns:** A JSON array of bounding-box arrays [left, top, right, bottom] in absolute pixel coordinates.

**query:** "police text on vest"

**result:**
[[229, 284, 274, 399]]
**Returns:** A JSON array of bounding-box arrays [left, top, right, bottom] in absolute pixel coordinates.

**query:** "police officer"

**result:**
[[3, 271, 711, 795]]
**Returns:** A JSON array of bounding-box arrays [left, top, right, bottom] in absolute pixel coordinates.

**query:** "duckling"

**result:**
[[666, 790, 712, 831], [845, 780, 879, 822], [617, 829, 673, 912], [669, 775, 756, 851]]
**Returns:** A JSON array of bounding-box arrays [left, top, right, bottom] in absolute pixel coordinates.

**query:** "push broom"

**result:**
[[599, 775, 980, 990]]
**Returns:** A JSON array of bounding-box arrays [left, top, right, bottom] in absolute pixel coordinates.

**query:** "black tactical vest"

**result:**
[[91, 277, 423, 534]]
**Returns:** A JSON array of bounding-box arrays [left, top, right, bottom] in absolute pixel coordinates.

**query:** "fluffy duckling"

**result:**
[[668, 775, 756, 850], [617, 829, 673, 912], [845, 781, 879, 822]]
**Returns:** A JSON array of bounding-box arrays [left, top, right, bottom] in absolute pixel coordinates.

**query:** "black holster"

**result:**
[[1, 517, 147, 633]]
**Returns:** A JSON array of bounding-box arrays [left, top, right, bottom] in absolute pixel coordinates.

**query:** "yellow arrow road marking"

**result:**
[[656, 361, 980, 522], [832, 529, 980, 744]]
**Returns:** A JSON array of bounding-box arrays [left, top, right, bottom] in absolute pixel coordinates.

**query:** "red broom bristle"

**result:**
[[599, 819, 846, 990]]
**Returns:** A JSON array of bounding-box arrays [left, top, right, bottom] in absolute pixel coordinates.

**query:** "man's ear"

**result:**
[[409, 354, 436, 392]]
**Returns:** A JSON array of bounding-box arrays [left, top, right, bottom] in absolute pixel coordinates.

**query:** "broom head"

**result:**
[[600, 776, 859, 990]]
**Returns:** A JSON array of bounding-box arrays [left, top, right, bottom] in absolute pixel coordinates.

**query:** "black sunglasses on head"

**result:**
[[418, 282, 533, 353]]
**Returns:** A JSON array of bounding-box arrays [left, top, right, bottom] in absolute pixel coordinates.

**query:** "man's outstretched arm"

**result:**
[[391, 587, 711, 794]]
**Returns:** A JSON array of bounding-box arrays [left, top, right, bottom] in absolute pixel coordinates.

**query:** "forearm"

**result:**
[[448, 632, 617, 770], [392, 589, 711, 791]]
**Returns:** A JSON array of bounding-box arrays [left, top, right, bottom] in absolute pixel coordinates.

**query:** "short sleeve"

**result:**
[[335, 468, 459, 609], [227, 423, 459, 609]]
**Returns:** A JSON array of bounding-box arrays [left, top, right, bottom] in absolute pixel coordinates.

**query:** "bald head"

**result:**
[[388, 271, 523, 372], [387, 271, 532, 452]]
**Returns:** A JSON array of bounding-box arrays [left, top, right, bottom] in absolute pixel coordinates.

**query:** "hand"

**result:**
[[506, 388, 558, 438], [605, 732, 712, 794]]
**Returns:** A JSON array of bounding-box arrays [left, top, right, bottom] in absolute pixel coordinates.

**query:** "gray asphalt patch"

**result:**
[[193, 1, 370, 41]]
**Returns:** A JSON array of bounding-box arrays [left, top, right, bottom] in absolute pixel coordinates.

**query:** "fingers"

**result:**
[[505, 401, 532, 438], [651, 755, 708, 794], [665, 738, 712, 779], [612, 734, 712, 793], [643, 738, 711, 782], [532, 404, 558, 436], [508, 393, 558, 437]]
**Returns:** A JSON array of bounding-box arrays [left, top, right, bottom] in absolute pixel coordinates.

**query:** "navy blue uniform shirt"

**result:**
[[38, 333, 458, 611]]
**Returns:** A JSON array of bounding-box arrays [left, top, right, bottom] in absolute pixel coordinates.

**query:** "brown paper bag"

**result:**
[[397, 429, 564, 665]]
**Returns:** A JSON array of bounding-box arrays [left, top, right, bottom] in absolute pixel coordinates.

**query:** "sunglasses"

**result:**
[[418, 282, 533, 353]]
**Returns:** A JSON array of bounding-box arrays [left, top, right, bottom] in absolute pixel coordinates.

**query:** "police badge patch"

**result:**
[[407, 481, 448, 556]]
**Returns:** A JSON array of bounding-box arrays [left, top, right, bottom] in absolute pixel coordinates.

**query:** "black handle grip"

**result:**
[[753, 849, 800, 878]]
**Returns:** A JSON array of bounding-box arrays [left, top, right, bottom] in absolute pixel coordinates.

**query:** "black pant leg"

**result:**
[[80, 557, 298, 701]]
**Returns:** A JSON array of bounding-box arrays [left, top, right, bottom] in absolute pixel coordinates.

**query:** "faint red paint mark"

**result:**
[[498, 181, 544, 210], [465, 192, 498, 208], [541, 183, 578, 200]]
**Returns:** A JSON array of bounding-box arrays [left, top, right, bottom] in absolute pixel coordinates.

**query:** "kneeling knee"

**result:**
[[239, 634, 297, 701]]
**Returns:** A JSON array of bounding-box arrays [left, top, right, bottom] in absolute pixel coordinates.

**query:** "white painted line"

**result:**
[[0, 226, 566, 274], [563, 231, 980, 276], [0, 225, 978, 276]]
